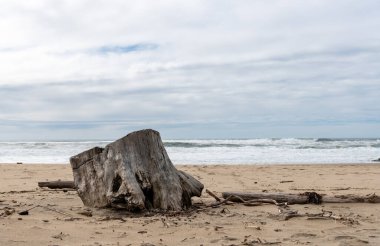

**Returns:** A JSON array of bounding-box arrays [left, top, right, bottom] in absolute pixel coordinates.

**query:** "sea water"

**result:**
[[0, 138, 379, 164]]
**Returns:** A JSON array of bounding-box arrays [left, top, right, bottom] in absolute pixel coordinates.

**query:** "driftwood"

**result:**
[[38, 181, 75, 189], [222, 192, 380, 204], [206, 194, 287, 208], [204, 191, 364, 223], [205, 189, 221, 202], [70, 129, 204, 211], [18, 204, 73, 217]]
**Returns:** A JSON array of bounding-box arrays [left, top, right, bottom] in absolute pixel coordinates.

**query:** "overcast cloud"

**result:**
[[1, 0, 379, 140]]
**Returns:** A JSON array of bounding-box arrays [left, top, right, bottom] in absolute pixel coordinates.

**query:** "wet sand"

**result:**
[[1, 163, 380, 245]]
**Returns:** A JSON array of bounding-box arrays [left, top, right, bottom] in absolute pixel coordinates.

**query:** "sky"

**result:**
[[1, 0, 380, 140]]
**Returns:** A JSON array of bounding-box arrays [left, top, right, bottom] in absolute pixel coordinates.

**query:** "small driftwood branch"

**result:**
[[38, 181, 75, 189], [276, 208, 359, 224], [228, 195, 288, 207], [205, 189, 221, 202], [222, 192, 380, 204], [18, 204, 73, 217], [208, 195, 234, 207], [206, 194, 287, 208]]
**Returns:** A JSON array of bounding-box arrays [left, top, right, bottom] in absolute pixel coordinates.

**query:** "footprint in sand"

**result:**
[[334, 235, 369, 245]]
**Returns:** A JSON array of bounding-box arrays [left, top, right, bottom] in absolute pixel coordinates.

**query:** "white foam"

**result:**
[[0, 138, 379, 164]]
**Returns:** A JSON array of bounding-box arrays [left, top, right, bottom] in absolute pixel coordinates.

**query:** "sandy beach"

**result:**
[[1, 163, 380, 246]]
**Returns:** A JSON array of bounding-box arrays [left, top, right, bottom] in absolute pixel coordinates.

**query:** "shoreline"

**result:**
[[0, 162, 378, 166], [1, 163, 380, 245]]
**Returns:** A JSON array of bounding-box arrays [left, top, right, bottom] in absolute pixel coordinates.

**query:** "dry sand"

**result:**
[[0, 163, 380, 245]]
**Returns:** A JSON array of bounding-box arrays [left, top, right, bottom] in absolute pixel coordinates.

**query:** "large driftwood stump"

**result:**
[[70, 129, 203, 211]]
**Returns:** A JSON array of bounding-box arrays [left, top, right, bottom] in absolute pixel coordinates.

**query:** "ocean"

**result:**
[[0, 138, 379, 164]]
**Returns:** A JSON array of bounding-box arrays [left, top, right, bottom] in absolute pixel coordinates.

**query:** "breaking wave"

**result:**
[[0, 138, 379, 164]]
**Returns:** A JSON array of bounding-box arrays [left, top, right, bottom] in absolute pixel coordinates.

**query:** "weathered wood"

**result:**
[[38, 181, 75, 189], [322, 194, 380, 203], [222, 192, 380, 204], [70, 129, 204, 211], [223, 192, 311, 204], [206, 189, 221, 202]]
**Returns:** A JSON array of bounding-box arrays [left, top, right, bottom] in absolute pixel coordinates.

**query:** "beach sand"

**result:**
[[1, 163, 380, 245]]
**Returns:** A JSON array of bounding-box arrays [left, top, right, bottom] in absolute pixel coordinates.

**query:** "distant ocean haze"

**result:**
[[0, 138, 379, 164]]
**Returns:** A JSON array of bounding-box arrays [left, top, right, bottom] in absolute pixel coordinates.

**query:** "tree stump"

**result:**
[[70, 129, 204, 211]]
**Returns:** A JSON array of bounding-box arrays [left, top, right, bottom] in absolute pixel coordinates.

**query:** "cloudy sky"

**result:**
[[1, 0, 379, 140]]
